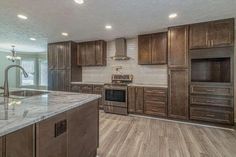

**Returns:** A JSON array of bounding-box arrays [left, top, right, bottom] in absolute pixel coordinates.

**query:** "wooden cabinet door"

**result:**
[[128, 86, 136, 113], [85, 41, 96, 66], [77, 43, 86, 66], [209, 19, 234, 47], [67, 100, 99, 157], [138, 35, 152, 65], [168, 26, 189, 68], [135, 87, 144, 113], [189, 23, 209, 49], [6, 125, 35, 157], [36, 113, 67, 157], [64, 42, 71, 69], [57, 70, 66, 91], [168, 69, 189, 119], [57, 44, 67, 70], [48, 69, 58, 91], [0, 137, 2, 157], [152, 32, 167, 64], [95, 41, 106, 66], [48, 44, 58, 69]]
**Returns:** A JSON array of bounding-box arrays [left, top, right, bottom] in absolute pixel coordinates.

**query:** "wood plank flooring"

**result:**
[[97, 112, 236, 157]]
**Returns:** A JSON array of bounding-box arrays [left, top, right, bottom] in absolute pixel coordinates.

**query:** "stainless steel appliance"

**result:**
[[103, 74, 133, 115]]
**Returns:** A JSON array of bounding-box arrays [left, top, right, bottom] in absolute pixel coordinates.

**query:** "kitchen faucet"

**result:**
[[0, 65, 28, 97]]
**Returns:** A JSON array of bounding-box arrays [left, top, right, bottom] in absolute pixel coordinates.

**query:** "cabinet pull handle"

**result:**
[[205, 89, 215, 92], [206, 114, 215, 117], [206, 100, 214, 103]]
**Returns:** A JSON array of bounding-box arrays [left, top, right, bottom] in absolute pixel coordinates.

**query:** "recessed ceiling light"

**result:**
[[62, 32, 69, 36], [74, 0, 84, 4], [30, 38, 36, 41], [17, 14, 28, 20], [105, 25, 112, 30], [169, 13, 177, 19]]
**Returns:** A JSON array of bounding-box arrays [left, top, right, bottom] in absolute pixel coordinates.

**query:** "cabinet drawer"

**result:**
[[190, 85, 233, 96], [144, 94, 167, 102], [71, 85, 82, 92], [190, 96, 233, 108], [144, 100, 167, 116], [93, 85, 103, 92], [144, 87, 167, 97], [190, 107, 233, 124]]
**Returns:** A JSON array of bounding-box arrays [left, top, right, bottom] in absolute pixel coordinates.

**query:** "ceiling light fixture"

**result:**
[[62, 32, 69, 36], [74, 0, 84, 4], [6, 45, 21, 62], [30, 38, 36, 41], [105, 25, 112, 30], [17, 14, 28, 20], [169, 13, 177, 19]]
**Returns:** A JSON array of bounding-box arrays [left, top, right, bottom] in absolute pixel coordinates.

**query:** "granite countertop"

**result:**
[[0, 90, 101, 137], [71, 82, 105, 85], [128, 83, 168, 88]]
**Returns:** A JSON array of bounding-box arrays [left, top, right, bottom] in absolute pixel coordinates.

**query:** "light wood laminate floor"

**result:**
[[97, 112, 236, 157]]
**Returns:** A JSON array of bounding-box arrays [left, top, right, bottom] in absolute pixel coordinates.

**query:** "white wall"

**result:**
[[82, 38, 168, 85]]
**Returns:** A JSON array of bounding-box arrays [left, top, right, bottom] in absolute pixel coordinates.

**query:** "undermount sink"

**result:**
[[0, 90, 49, 98]]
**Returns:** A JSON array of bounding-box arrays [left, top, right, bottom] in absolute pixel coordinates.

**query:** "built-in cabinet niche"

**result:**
[[191, 58, 231, 83]]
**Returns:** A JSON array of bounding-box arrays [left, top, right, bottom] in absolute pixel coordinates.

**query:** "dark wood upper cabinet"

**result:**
[[138, 32, 167, 65], [168, 69, 189, 120], [168, 25, 189, 68], [189, 22, 209, 49], [48, 41, 82, 91], [189, 18, 234, 49], [85, 41, 96, 66], [95, 41, 107, 66], [152, 32, 168, 64], [209, 19, 234, 47], [77, 40, 107, 66], [138, 35, 152, 64]]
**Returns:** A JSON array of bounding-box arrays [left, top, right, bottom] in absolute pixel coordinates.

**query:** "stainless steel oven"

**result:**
[[103, 74, 133, 115], [104, 84, 127, 108]]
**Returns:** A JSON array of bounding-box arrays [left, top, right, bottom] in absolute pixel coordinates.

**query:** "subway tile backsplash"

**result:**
[[82, 38, 168, 85]]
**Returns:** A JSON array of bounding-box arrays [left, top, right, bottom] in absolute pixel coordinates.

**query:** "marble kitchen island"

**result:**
[[0, 90, 100, 157]]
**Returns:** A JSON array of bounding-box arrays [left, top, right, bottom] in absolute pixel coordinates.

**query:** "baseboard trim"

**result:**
[[129, 114, 234, 131]]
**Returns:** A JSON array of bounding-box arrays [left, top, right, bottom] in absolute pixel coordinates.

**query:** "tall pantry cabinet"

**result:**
[[48, 41, 82, 91], [168, 25, 189, 120]]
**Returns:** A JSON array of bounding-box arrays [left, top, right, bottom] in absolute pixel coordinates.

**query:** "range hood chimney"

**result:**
[[111, 38, 130, 60]]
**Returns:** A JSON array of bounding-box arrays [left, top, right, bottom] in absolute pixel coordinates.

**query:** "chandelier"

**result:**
[[6, 45, 21, 62]]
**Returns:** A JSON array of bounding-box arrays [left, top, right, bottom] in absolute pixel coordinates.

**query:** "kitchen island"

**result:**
[[0, 90, 100, 157]]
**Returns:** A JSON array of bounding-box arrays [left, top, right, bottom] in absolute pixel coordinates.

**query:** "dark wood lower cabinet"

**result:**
[[67, 100, 99, 157], [71, 84, 104, 109], [128, 87, 144, 114], [190, 106, 233, 124], [36, 113, 68, 157], [5, 125, 35, 157], [0, 137, 2, 157], [144, 87, 167, 117], [168, 69, 189, 120]]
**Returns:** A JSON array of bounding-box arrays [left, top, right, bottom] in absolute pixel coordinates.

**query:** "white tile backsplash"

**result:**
[[82, 38, 168, 85]]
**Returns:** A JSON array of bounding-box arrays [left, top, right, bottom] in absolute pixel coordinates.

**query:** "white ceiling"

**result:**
[[0, 0, 236, 53]]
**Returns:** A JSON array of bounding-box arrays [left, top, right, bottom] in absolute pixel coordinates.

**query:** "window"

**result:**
[[39, 59, 48, 86], [20, 60, 36, 86]]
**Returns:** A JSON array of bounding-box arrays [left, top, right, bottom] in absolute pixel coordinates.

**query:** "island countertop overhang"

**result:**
[[0, 91, 101, 137]]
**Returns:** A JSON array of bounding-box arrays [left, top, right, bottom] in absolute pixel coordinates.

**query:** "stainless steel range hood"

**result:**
[[111, 38, 130, 60]]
